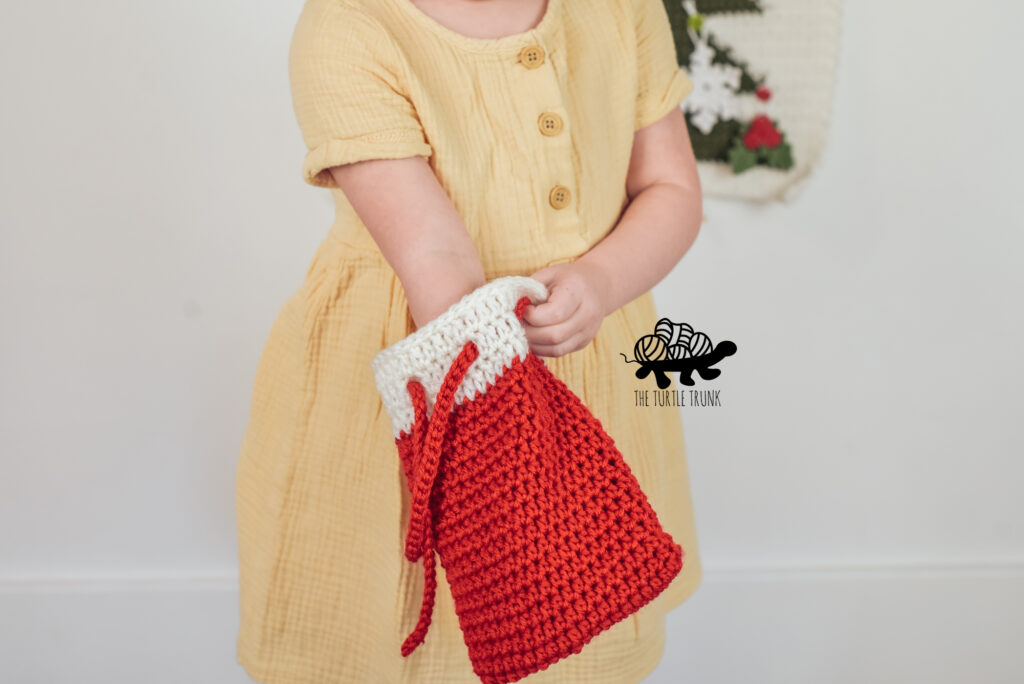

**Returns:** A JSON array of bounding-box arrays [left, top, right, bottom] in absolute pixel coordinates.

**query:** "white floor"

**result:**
[[2, 563, 1021, 684]]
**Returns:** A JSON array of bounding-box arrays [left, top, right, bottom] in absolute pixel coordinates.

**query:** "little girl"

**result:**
[[236, 0, 704, 681]]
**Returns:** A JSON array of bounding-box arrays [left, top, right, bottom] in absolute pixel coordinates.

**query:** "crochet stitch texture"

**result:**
[[371, 276, 684, 684]]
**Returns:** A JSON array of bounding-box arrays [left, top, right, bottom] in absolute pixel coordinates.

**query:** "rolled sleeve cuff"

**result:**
[[301, 129, 434, 188], [635, 66, 695, 131]]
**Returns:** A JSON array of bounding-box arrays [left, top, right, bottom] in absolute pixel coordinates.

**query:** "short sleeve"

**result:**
[[288, 1, 433, 188], [633, 0, 694, 131]]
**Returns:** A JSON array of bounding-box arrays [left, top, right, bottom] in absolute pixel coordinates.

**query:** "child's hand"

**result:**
[[522, 260, 614, 358]]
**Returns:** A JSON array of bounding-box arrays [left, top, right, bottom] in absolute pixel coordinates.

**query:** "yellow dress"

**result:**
[[235, 0, 702, 682]]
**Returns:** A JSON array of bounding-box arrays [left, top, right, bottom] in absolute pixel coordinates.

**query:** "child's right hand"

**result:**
[[522, 260, 614, 358]]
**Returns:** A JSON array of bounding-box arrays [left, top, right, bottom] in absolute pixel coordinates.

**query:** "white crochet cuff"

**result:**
[[371, 276, 549, 439]]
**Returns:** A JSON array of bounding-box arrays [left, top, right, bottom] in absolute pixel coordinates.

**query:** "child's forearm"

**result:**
[[577, 181, 702, 315], [393, 243, 486, 329], [328, 158, 487, 329]]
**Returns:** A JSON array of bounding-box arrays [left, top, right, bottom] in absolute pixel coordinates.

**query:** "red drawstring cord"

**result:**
[[401, 339, 478, 656], [399, 295, 533, 657]]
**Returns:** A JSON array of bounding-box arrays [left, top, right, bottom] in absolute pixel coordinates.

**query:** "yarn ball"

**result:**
[[689, 332, 713, 357], [666, 343, 692, 360], [654, 318, 673, 343], [654, 318, 694, 347], [676, 322, 694, 347], [634, 334, 667, 362]]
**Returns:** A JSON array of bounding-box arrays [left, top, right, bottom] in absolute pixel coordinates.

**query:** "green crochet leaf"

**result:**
[[728, 141, 759, 174], [695, 0, 763, 14], [766, 142, 794, 169]]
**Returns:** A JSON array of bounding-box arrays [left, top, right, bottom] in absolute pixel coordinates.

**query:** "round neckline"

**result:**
[[388, 0, 561, 54]]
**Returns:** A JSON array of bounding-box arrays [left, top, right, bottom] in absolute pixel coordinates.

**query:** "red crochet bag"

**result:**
[[371, 276, 684, 684]]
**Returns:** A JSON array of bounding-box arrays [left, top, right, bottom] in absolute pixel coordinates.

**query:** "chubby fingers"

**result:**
[[525, 323, 591, 358], [522, 280, 581, 328]]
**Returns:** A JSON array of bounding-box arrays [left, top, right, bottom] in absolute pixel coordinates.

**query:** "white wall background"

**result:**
[[1, 0, 1022, 682]]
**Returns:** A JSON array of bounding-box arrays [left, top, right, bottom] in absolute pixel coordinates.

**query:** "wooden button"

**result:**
[[537, 112, 563, 136], [518, 44, 545, 69], [548, 185, 571, 210]]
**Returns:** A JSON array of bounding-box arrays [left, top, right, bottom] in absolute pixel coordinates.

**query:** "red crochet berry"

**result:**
[[742, 114, 782, 150], [755, 85, 772, 101]]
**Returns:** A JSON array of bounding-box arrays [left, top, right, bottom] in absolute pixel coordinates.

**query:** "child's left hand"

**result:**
[[521, 260, 614, 358]]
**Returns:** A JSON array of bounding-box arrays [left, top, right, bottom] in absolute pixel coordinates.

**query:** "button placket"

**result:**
[[515, 42, 577, 227]]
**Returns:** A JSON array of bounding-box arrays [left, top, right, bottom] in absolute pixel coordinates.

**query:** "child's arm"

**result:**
[[525, 106, 702, 357], [580, 105, 703, 313], [328, 157, 487, 329]]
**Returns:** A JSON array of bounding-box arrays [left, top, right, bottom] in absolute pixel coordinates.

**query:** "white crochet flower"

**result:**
[[684, 38, 743, 134]]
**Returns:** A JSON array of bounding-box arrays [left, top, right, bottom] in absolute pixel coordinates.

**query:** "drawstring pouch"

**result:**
[[371, 276, 684, 684]]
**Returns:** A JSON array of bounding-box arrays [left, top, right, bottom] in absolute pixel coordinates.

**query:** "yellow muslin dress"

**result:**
[[235, 0, 703, 682]]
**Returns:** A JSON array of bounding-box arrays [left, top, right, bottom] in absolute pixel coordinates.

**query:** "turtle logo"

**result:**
[[621, 317, 737, 389]]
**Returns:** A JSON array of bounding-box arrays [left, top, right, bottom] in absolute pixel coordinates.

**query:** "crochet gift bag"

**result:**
[[371, 276, 684, 684]]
